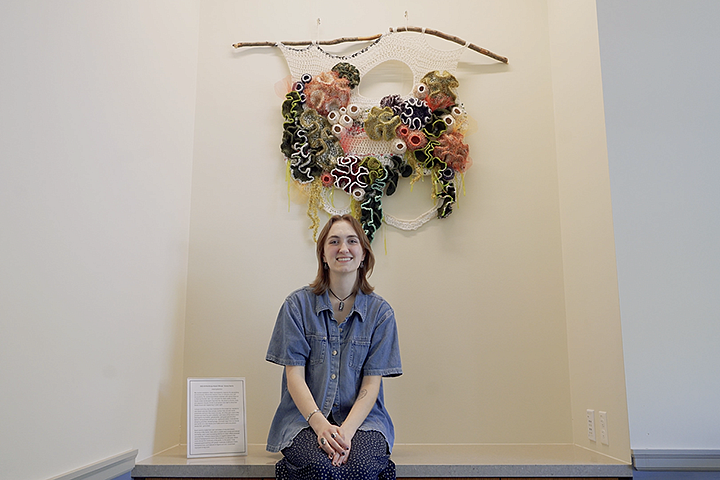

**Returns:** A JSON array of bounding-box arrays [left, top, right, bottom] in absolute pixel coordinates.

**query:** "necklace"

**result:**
[[329, 288, 354, 311]]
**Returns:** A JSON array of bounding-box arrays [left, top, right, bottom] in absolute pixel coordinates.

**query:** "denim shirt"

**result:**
[[266, 286, 402, 453]]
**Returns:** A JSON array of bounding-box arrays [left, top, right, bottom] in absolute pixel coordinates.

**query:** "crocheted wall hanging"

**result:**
[[234, 27, 508, 243]]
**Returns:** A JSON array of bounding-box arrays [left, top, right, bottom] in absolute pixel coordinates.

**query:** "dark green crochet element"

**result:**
[[437, 180, 456, 218], [385, 155, 413, 196], [423, 116, 448, 139], [360, 159, 388, 243], [331, 62, 361, 90]]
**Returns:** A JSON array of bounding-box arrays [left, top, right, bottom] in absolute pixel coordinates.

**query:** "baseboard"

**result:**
[[633, 449, 720, 471], [48, 450, 138, 480]]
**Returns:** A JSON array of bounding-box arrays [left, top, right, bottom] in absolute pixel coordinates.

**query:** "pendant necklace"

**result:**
[[329, 288, 354, 311]]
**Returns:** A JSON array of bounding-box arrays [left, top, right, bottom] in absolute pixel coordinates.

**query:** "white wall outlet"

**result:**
[[599, 411, 609, 445], [587, 409, 596, 441]]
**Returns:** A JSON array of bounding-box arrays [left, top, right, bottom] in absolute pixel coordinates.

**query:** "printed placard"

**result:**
[[187, 378, 247, 458]]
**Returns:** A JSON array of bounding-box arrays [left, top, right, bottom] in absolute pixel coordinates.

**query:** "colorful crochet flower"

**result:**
[[396, 124, 427, 151], [360, 162, 388, 243], [384, 155, 413, 196], [304, 71, 351, 116], [288, 133, 316, 183], [380, 94, 404, 117], [321, 171, 335, 187], [437, 181, 457, 219], [413, 138, 442, 171], [434, 131, 471, 173], [332, 155, 369, 201], [281, 91, 314, 181], [331, 62, 360, 90], [282, 91, 304, 120], [421, 71, 459, 111], [299, 109, 344, 171], [361, 156, 385, 185], [400, 97, 432, 131], [423, 115, 449, 139], [364, 106, 402, 141]]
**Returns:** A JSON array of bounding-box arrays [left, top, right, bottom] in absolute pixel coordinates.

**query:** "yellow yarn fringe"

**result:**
[[286, 161, 292, 212], [383, 222, 388, 255], [307, 179, 323, 241], [350, 198, 361, 220], [408, 153, 423, 191]]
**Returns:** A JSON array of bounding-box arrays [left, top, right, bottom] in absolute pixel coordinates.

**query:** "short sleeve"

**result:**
[[266, 295, 310, 366], [363, 306, 402, 377]]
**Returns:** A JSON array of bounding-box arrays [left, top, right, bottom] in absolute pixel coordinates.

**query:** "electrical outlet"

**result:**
[[599, 411, 609, 445], [587, 409, 596, 441]]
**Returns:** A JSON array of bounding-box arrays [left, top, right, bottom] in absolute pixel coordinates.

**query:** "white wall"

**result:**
[[597, 0, 720, 449], [0, 2, 199, 479]]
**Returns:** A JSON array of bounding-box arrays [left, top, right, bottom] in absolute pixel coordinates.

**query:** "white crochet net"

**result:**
[[279, 31, 463, 90], [320, 186, 440, 231], [279, 31, 464, 157]]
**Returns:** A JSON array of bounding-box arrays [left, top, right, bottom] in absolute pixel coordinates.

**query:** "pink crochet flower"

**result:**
[[304, 71, 351, 116], [321, 172, 335, 187]]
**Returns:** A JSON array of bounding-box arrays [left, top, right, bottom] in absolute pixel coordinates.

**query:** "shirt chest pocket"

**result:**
[[306, 334, 327, 365], [348, 337, 371, 371]]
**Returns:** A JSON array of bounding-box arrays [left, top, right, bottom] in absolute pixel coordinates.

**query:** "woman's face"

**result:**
[[322, 220, 366, 276]]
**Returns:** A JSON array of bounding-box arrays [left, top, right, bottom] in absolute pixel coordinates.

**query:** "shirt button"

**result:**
[[331, 374, 336, 380], [332, 350, 338, 356]]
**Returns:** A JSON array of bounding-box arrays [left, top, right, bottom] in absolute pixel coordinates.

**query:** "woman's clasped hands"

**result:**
[[314, 419, 352, 466]]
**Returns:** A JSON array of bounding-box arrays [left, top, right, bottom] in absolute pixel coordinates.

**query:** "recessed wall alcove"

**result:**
[[137, 0, 631, 477]]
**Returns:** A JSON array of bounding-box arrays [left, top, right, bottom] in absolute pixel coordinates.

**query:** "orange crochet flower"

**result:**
[[434, 131, 471, 173]]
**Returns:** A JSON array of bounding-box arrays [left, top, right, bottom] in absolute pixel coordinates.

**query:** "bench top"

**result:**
[[132, 443, 632, 478]]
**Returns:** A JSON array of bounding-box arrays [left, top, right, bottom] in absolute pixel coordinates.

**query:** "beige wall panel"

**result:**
[[548, 0, 631, 462], [183, 0, 627, 455]]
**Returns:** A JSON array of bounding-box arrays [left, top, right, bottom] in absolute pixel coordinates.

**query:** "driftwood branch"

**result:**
[[232, 26, 508, 64]]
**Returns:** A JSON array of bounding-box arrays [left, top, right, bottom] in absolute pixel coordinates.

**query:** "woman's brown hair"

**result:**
[[309, 214, 375, 295]]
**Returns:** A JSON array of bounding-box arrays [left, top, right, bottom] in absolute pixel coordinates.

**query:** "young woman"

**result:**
[[266, 214, 402, 480]]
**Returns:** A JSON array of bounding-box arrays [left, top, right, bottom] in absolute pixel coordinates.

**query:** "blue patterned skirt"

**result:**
[[276, 427, 396, 480]]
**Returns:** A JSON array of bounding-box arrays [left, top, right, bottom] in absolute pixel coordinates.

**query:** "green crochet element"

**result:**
[[385, 155, 413, 196], [413, 138, 442, 170], [280, 91, 318, 182], [412, 136, 457, 219], [280, 91, 304, 159], [436, 179, 456, 219], [361, 156, 385, 185], [364, 106, 402, 141], [331, 62, 361, 90], [299, 109, 344, 172], [282, 91, 304, 119], [421, 70, 459, 103], [422, 116, 448, 139], [360, 163, 388, 243]]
